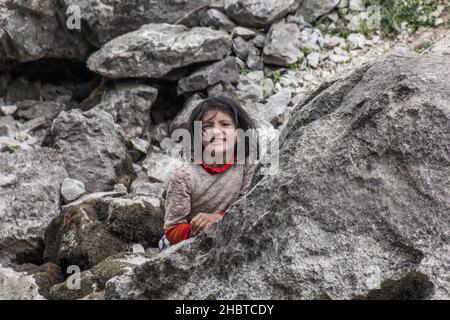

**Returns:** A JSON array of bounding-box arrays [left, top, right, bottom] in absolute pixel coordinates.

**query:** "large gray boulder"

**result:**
[[44, 109, 127, 193], [224, 0, 301, 28], [105, 50, 450, 300], [62, 0, 211, 46], [0, 148, 68, 266], [0, 0, 90, 70], [44, 191, 164, 271], [87, 24, 232, 80], [263, 22, 303, 67]]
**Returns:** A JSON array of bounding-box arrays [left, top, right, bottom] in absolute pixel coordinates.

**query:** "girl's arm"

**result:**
[[163, 165, 194, 244]]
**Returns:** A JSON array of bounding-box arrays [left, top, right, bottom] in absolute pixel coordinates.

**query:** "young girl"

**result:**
[[159, 96, 258, 250]]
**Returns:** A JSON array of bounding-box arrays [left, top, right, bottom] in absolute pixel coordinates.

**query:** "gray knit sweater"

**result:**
[[163, 161, 255, 230]]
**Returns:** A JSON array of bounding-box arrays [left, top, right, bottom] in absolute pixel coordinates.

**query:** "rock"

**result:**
[[0, 148, 68, 266], [95, 82, 158, 141], [303, 72, 317, 82], [0, 265, 45, 300], [43, 198, 127, 270], [347, 9, 381, 32], [201, 9, 236, 33], [286, 14, 309, 28], [169, 94, 204, 133], [307, 52, 320, 68], [300, 27, 321, 51], [323, 35, 345, 49], [131, 244, 145, 254], [265, 88, 292, 126], [92, 252, 156, 285], [15, 100, 65, 123], [130, 164, 165, 197], [427, 33, 450, 55], [14, 262, 64, 299], [61, 178, 86, 204], [348, 33, 367, 50], [329, 47, 350, 64], [0, 105, 16, 116], [104, 271, 146, 300], [207, 81, 239, 100], [142, 153, 184, 185], [49, 252, 155, 300], [349, 0, 366, 11], [61, 0, 211, 46], [177, 57, 240, 95], [252, 34, 267, 49], [279, 70, 300, 89], [236, 75, 264, 103], [224, 0, 300, 28], [44, 109, 127, 193], [113, 183, 128, 194], [0, 115, 17, 138], [263, 22, 303, 67], [232, 37, 254, 61], [245, 88, 292, 128], [105, 195, 164, 246], [105, 51, 450, 300], [149, 123, 170, 145], [0, 0, 90, 69], [299, 0, 341, 21], [130, 138, 149, 155], [4, 77, 41, 104], [232, 27, 257, 40], [0, 173, 17, 187], [87, 24, 232, 80], [80, 291, 105, 300], [17, 117, 47, 136], [50, 269, 99, 300], [44, 189, 161, 271], [261, 78, 275, 98], [246, 48, 264, 70], [0, 73, 11, 97]]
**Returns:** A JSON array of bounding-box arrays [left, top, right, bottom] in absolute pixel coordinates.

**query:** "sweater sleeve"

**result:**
[[163, 164, 194, 230], [238, 163, 256, 200], [165, 223, 191, 245]]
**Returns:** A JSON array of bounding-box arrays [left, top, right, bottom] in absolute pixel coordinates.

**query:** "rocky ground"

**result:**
[[0, 0, 449, 300]]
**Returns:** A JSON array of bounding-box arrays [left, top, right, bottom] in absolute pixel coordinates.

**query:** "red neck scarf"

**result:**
[[198, 155, 237, 175]]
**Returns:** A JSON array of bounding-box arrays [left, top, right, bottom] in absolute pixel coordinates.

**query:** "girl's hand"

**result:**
[[190, 212, 223, 236]]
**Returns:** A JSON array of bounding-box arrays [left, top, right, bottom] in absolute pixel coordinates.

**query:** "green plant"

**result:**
[[271, 70, 281, 83], [7, 144, 21, 152], [359, 19, 371, 37], [240, 68, 251, 76], [343, 39, 351, 52], [290, 58, 303, 72], [368, 0, 438, 37], [320, 20, 352, 39], [300, 47, 313, 57], [414, 40, 433, 53]]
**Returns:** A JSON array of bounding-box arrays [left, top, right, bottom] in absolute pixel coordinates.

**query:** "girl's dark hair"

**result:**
[[188, 95, 259, 162]]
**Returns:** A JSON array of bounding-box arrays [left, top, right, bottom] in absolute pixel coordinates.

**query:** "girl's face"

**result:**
[[201, 109, 237, 162]]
